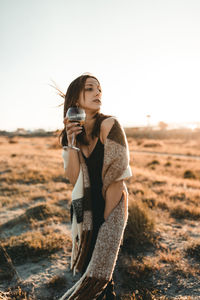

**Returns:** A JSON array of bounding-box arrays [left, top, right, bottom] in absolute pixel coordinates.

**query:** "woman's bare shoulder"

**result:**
[[100, 117, 115, 144]]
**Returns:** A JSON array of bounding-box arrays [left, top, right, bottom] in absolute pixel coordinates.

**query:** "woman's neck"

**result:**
[[84, 112, 96, 139]]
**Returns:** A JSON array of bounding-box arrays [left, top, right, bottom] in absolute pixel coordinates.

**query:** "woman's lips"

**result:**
[[93, 99, 101, 103]]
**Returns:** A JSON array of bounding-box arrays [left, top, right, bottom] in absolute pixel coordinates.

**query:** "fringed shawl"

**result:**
[[60, 118, 132, 300]]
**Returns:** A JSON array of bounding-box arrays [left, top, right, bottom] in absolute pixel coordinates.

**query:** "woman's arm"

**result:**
[[64, 149, 80, 186], [100, 118, 125, 220], [63, 120, 82, 186], [104, 180, 124, 220]]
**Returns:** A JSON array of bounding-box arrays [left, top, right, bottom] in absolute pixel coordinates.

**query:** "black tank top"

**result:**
[[81, 138, 105, 230]]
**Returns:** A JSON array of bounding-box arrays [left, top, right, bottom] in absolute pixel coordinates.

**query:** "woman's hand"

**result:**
[[63, 117, 82, 146]]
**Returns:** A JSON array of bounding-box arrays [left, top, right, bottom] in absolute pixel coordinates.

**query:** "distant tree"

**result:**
[[16, 128, 27, 134], [158, 121, 168, 130]]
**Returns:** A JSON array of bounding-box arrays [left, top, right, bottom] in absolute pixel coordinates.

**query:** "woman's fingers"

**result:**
[[63, 118, 83, 145], [67, 123, 82, 132], [65, 121, 83, 144], [68, 126, 82, 136]]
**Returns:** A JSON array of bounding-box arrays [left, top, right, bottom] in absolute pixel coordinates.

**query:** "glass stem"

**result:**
[[71, 132, 75, 147]]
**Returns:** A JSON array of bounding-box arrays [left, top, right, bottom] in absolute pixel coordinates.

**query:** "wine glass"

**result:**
[[63, 107, 86, 151]]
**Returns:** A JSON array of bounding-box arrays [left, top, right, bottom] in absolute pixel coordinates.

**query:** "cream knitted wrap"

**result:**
[[60, 118, 132, 300]]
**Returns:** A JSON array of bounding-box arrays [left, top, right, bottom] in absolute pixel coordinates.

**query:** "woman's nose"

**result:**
[[96, 88, 101, 95]]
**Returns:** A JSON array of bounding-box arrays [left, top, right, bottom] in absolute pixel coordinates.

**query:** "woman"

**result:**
[[59, 74, 132, 300]]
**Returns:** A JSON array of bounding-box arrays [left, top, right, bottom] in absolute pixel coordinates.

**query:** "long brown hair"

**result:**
[[59, 74, 111, 146]]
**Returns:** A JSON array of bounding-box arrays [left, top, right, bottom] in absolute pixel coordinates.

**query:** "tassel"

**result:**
[[68, 277, 108, 300], [76, 230, 93, 272]]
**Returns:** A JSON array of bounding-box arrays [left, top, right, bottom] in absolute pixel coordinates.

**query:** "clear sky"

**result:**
[[1, 0, 200, 131]]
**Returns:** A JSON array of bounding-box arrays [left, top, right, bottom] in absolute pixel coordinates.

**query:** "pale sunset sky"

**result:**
[[0, 0, 200, 131]]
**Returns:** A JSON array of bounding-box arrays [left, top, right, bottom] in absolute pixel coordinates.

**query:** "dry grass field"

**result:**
[[0, 130, 200, 299]]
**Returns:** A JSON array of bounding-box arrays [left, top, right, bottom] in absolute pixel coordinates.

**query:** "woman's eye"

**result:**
[[85, 87, 102, 92]]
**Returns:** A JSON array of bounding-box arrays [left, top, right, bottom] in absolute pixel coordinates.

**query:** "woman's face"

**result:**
[[78, 77, 102, 112]]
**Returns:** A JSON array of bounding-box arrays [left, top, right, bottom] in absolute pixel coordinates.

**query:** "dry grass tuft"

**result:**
[[118, 254, 156, 295], [185, 242, 200, 261], [142, 198, 157, 209], [3, 285, 35, 300], [8, 138, 18, 144], [183, 170, 196, 179], [26, 203, 69, 221], [0, 168, 49, 184], [11, 153, 17, 157], [47, 274, 68, 289], [170, 204, 200, 220], [156, 201, 169, 211], [143, 142, 162, 148], [123, 200, 155, 253], [0, 203, 70, 232], [158, 249, 181, 264], [147, 160, 160, 167], [1, 228, 71, 264], [152, 180, 167, 186], [170, 192, 186, 202], [164, 161, 171, 167], [6, 287, 28, 299]]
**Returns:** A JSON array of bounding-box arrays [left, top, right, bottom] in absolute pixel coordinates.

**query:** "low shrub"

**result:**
[[123, 200, 155, 254], [183, 170, 196, 179], [147, 160, 160, 167]]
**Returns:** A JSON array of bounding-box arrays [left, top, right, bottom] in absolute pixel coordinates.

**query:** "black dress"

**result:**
[[81, 138, 116, 300]]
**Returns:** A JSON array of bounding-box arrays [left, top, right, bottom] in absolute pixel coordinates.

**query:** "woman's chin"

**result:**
[[85, 107, 101, 114]]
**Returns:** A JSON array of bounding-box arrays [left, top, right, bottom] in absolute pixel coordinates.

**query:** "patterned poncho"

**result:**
[[60, 118, 132, 300]]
